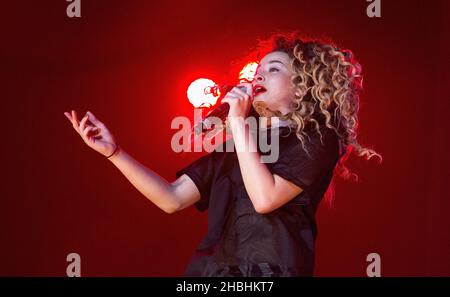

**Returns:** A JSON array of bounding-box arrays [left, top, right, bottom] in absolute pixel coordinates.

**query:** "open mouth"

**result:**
[[253, 85, 267, 96]]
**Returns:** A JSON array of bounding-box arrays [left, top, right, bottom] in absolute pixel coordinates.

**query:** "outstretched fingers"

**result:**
[[70, 110, 81, 133], [65, 110, 106, 145], [79, 114, 89, 132]]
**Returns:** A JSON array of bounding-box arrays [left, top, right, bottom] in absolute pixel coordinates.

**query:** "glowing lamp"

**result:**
[[186, 78, 220, 108]]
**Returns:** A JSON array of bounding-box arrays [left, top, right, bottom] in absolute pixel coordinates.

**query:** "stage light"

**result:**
[[186, 78, 220, 108], [238, 62, 259, 83]]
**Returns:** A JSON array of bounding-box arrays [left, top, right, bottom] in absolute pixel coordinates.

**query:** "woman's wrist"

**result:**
[[106, 143, 121, 160], [228, 116, 246, 131]]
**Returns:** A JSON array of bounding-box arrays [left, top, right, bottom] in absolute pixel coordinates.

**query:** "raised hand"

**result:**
[[64, 110, 119, 158]]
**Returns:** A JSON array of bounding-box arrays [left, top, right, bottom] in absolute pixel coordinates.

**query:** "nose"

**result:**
[[254, 73, 265, 82]]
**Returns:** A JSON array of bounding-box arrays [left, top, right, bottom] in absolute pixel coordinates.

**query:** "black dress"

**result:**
[[176, 116, 341, 277]]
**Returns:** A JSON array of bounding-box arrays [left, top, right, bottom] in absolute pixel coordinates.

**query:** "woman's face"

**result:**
[[252, 51, 296, 115]]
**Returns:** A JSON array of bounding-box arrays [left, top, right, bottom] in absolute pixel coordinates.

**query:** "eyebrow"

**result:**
[[268, 60, 285, 66]]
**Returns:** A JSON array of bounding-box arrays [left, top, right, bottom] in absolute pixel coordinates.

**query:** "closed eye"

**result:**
[[269, 67, 279, 72]]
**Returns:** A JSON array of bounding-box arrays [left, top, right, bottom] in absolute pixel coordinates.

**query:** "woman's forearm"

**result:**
[[107, 147, 179, 214], [229, 117, 275, 212]]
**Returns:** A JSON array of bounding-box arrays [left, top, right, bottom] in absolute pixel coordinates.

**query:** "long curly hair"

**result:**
[[247, 32, 382, 205]]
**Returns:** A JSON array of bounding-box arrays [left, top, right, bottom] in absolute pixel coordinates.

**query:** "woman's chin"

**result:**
[[252, 100, 277, 117]]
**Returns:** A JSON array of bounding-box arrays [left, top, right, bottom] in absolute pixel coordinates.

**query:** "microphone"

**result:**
[[193, 85, 250, 134]]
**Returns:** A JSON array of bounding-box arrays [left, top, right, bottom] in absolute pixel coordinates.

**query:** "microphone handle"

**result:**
[[205, 85, 249, 122], [205, 102, 229, 119], [194, 85, 249, 134]]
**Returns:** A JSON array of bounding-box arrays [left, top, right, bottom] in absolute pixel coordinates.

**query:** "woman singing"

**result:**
[[64, 32, 381, 277]]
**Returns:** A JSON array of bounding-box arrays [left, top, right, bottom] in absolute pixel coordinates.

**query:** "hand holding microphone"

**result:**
[[193, 82, 253, 134], [221, 82, 254, 118], [188, 61, 258, 134]]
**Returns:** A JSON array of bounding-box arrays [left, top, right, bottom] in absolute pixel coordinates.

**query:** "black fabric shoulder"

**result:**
[[267, 127, 340, 196], [175, 151, 217, 212]]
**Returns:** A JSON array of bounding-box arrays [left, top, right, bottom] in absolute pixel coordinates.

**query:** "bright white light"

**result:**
[[239, 62, 259, 82], [186, 78, 220, 108]]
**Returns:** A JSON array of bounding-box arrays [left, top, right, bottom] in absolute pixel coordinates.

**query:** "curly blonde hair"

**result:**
[[249, 32, 382, 204]]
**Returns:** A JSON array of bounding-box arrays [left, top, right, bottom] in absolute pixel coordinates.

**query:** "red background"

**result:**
[[1, 0, 449, 276]]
